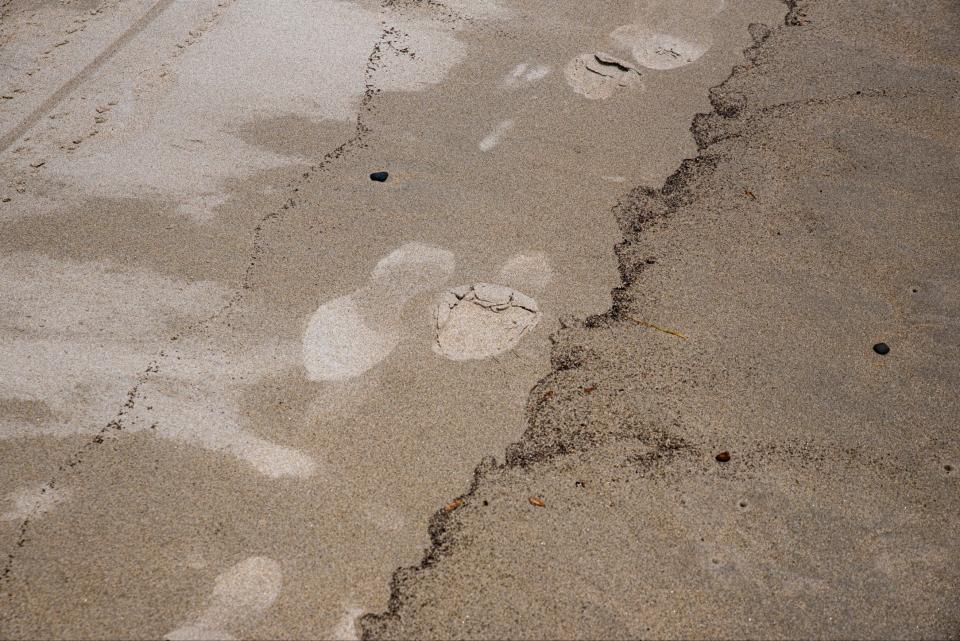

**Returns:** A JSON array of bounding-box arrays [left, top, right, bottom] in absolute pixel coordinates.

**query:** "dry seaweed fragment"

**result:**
[[630, 317, 688, 340]]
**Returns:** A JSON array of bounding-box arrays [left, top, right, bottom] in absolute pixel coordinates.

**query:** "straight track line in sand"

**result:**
[[0, 0, 175, 154]]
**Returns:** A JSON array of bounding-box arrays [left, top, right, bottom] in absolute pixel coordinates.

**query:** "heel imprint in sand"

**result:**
[[165, 556, 282, 641], [564, 52, 642, 100], [612, 25, 710, 70], [434, 283, 541, 360], [302, 242, 455, 381]]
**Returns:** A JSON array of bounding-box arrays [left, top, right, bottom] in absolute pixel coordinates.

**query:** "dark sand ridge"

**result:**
[[361, 0, 960, 638], [1, 0, 806, 637]]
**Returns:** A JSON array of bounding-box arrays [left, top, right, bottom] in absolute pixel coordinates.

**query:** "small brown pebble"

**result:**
[[575, 480, 586, 488], [528, 496, 545, 507], [583, 385, 596, 394], [443, 498, 463, 513], [1, 197, 10, 202], [715, 451, 731, 462]]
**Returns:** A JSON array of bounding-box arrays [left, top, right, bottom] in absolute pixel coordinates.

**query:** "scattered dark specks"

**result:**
[[715, 451, 731, 463], [873, 342, 890, 355], [528, 496, 545, 508], [369, 171, 389, 182]]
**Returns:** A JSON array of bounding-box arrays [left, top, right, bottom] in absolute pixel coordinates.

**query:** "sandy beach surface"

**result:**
[[1, 0, 957, 639]]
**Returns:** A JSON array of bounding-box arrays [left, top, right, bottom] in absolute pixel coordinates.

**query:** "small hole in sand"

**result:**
[[911, 287, 919, 293], [738, 501, 747, 508], [945, 465, 953, 473]]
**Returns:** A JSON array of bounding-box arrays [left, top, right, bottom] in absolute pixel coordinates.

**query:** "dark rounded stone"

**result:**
[[873, 342, 890, 355], [369, 171, 389, 182], [715, 451, 731, 463]]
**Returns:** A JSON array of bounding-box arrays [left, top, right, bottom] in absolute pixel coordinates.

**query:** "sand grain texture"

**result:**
[[360, 1, 960, 638]]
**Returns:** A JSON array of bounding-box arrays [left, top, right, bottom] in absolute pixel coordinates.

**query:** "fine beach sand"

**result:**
[[1, 0, 958, 639]]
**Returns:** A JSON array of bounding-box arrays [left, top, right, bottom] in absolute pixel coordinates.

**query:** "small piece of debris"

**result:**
[[715, 451, 731, 463], [369, 171, 389, 182], [443, 498, 463, 513], [528, 496, 545, 507], [1, 197, 11, 203], [873, 342, 890, 355], [631, 317, 688, 340], [583, 385, 596, 394], [744, 189, 756, 200], [575, 480, 586, 488], [30, 160, 45, 168]]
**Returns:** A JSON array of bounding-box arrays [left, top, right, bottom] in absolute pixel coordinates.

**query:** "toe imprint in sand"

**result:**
[[434, 283, 541, 360], [1, 482, 70, 522], [333, 605, 365, 641], [503, 62, 551, 87], [564, 52, 642, 99], [612, 26, 709, 70], [166, 557, 282, 641], [303, 242, 455, 381], [479, 119, 515, 151]]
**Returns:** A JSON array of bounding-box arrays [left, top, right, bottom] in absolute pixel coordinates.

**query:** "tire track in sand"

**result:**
[[0, 0, 175, 154]]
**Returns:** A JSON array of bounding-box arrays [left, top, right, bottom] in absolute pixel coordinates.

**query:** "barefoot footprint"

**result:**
[[502, 62, 551, 88], [433, 252, 553, 361], [302, 242, 455, 381], [564, 51, 643, 99], [612, 24, 710, 70], [165, 556, 283, 641]]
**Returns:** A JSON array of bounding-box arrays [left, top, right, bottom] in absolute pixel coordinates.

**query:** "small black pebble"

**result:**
[[873, 342, 890, 355], [369, 171, 389, 182]]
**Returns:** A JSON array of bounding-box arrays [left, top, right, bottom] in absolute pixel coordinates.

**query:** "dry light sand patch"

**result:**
[[434, 283, 541, 361], [0, 482, 70, 523], [302, 242, 456, 382], [6, 0, 466, 218], [165, 556, 283, 641]]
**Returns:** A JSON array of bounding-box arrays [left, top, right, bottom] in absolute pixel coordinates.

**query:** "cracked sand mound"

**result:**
[[564, 52, 643, 99], [434, 283, 541, 360]]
